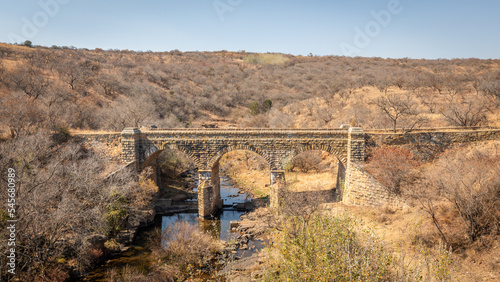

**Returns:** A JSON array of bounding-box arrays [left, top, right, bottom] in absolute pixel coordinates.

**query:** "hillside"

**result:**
[[1, 43, 499, 136]]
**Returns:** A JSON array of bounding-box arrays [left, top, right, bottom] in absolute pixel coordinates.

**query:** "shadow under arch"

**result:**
[[288, 149, 346, 203], [293, 144, 348, 167], [141, 147, 200, 192]]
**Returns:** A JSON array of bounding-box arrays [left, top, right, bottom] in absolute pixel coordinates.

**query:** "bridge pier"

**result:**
[[198, 163, 222, 218], [270, 170, 285, 208]]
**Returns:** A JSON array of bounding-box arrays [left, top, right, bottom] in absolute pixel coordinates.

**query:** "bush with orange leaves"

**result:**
[[364, 146, 420, 195]]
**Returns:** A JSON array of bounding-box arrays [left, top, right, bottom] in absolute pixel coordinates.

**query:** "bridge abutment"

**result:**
[[344, 127, 366, 203], [121, 127, 146, 170]]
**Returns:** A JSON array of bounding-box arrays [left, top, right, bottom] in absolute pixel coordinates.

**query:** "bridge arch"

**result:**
[[288, 149, 346, 201], [142, 143, 203, 170], [207, 144, 272, 170], [293, 144, 347, 167]]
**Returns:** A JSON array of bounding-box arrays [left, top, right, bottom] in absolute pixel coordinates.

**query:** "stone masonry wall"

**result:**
[[140, 128, 353, 171], [367, 129, 500, 147], [349, 128, 500, 207], [344, 163, 405, 207]]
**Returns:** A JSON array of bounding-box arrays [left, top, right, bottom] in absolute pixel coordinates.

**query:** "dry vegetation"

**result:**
[[1, 42, 500, 280], [1, 42, 500, 134], [0, 133, 158, 280], [220, 142, 499, 281]]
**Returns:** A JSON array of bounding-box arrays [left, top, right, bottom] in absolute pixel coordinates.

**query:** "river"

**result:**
[[82, 176, 253, 281]]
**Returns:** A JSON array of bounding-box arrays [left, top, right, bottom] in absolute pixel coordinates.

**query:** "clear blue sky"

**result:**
[[0, 0, 499, 59]]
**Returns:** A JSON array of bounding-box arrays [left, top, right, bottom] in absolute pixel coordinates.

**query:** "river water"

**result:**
[[82, 176, 252, 281]]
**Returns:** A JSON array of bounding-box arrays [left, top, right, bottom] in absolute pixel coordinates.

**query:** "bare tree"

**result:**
[[6, 65, 51, 100], [438, 94, 490, 127], [0, 133, 148, 279], [0, 92, 45, 137], [479, 72, 500, 100], [373, 93, 423, 132], [427, 144, 500, 242], [375, 76, 392, 94]]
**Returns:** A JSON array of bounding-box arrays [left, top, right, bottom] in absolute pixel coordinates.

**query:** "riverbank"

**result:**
[[82, 172, 264, 281]]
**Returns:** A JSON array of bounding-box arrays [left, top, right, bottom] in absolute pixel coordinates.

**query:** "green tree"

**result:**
[[249, 101, 260, 115], [262, 99, 273, 112], [23, 40, 33, 48]]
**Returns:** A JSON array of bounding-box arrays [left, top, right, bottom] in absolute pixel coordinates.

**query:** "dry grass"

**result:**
[[326, 202, 500, 281], [286, 171, 336, 192]]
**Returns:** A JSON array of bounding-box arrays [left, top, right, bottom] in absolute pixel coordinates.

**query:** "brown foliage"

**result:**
[[148, 222, 221, 281], [364, 146, 420, 195], [0, 44, 498, 132], [372, 93, 425, 132], [0, 132, 150, 279], [291, 150, 322, 173], [426, 143, 500, 242]]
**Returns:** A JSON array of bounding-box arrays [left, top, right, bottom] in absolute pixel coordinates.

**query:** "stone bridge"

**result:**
[[120, 127, 365, 217], [77, 127, 500, 218]]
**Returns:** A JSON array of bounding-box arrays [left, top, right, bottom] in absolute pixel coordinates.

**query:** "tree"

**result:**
[[57, 60, 99, 92], [107, 95, 155, 129], [479, 72, 500, 100], [23, 40, 33, 47], [262, 99, 273, 112], [249, 101, 260, 115], [0, 132, 153, 279], [375, 76, 392, 94], [373, 93, 423, 132], [427, 143, 500, 242], [0, 62, 4, 85], [0, 92, 45, 137], [291, 150, 323, 173], [438, 93, 489, 127], [6, 65, 51, 100]]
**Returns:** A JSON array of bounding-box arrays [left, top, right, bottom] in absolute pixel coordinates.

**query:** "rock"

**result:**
[[116, 229, 135, 245], [85, 234, 107, 245], [126, 214, 142, 229], [234, 203, 246, 210], [240, 244, 248, 250]]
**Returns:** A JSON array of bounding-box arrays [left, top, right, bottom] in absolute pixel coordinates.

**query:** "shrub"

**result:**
[[149, 221, 221, 280], [249, 101, 260, 115], [364, 147, 420, 195], [157, 150, 185, 178], [291, 151, 322, 172], [427, 143, 500, 242], [265, 213, 391, 281], [262, 99, 273, 112]]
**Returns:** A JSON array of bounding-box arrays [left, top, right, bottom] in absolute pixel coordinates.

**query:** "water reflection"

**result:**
[[161, 177, 251, 242]]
